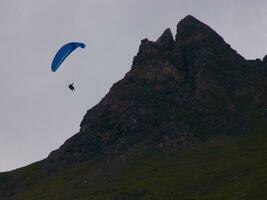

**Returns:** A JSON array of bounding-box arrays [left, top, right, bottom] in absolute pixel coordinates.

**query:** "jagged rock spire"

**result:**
[[132, 29, 175, 67], [156, 28, 175, 51], [175, 15, 226, 45], [132, 38, 158, 67]]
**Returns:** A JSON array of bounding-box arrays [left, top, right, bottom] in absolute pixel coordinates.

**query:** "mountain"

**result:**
[[1, 15, 267, 200]]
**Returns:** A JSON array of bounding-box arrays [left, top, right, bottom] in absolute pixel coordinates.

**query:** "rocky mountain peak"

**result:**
[[156, 28, 175, 51], [176, 15, 221, 40], [132, 38, 158, 67], [132, 28, 175, 68], [175, 15, 236, 55], [46, 16, 264, 166]]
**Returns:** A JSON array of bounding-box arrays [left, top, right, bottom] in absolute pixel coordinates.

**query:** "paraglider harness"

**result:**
[[68, 82, 75, 91]]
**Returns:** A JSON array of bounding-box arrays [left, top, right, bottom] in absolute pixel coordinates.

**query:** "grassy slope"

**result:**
[[5, 123, 267, 200]]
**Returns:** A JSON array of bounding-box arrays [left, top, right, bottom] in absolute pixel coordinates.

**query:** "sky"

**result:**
[[1, 0, 267, 172]]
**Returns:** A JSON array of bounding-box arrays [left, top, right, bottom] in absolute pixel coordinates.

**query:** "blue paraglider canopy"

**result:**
[[51, 42, 86, 72]]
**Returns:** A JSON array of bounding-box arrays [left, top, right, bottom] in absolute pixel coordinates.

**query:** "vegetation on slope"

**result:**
[[6, 124, 267, 200]]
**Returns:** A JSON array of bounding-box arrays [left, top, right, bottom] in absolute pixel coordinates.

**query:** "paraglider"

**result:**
[[51, 42, 85, 72], [68, 82, 75, 91], [51, 42, 85, 91]]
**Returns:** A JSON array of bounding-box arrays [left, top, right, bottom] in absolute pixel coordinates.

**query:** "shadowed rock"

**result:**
[[45, 15, 265, 166], [156, 28, 175, 51]]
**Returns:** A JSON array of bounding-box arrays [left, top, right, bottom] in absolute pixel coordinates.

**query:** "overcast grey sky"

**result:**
[[1, 0, 267, 172]]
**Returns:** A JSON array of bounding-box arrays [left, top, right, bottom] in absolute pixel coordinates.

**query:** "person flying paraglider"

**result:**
[[68, 82, 75, 91], [51, 42, 86, 92]]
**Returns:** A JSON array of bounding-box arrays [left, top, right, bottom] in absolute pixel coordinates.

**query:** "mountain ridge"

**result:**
[[46, 15, 263, 166]]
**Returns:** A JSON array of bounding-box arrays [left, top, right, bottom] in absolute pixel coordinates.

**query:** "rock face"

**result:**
[[46, 15, 266, 165]]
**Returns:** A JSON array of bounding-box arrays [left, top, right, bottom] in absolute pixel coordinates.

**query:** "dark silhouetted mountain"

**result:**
[[46, 15, 264, 165], [1, 15, 267, 200]]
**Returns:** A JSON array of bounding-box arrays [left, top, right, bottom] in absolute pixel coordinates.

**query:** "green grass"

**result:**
[[5, 126, 267, 200]]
